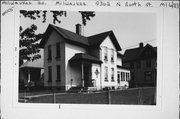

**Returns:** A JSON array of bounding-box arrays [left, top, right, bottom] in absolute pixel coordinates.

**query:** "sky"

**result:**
[[20, 11, 157, 53]]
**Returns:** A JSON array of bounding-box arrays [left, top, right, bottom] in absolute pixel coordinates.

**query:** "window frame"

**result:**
[[104, 66, 108, 82], [104, 47, 108, 61], [111, 68, 115, 82], [136, 61, 141, 69], [146, 60, 151, 68], [144, 71, 153, 81], [47, 45, 52, 61], [111, 49, 114, 62], [56, 42, 61, 60], [56, 65, 61, 82], [48, 66, 52, 82]]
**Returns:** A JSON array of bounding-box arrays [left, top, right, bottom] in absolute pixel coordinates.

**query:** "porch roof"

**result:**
[[20, 59, 44, 69], [117, 65, 130, 70], [69, 53, 102, 64]]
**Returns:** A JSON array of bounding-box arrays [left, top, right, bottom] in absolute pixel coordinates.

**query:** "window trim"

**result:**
[[146, 60, 151, 68], [111, 68, 115, 82], [48, 66, 52, 82], [104, 47, 108, 61], [47, 45, 52, 62], [111, 49, 114, 62], [104, 66, 108, 81], [56, 42, 61, 60], [56, 65, 61, 82], [136, 61, 141, 69], [144, 71, 153, 81]]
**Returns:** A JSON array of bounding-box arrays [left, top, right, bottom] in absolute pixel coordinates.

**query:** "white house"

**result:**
[[40, 24, 130, 91]]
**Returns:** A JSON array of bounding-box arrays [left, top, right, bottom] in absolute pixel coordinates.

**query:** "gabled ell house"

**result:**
[[40, 24, 130, 91]]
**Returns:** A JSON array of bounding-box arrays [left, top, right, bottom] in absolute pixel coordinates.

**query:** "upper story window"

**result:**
[[48, 66, 52, 82], [145, 51, 152, 57], [111, 49, 114, 62], [47, 45, 52, 61], [126, 72, 130, 81], [104, 47, 108, 61], [117, 72, 120, 84], [130, 62, 134, 69], [144, 71, 152, 81], [146, 60, 151, 68], [111, 68, 115, 82], [131, 72, 135, 81], [136, 61, 141, 69], [104, 66, 108, 81], [56, 42, 61, 60]]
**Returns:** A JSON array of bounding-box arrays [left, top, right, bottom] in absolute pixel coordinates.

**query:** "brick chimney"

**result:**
[[76, 24, 83, 36], [139, 42, 143, 48]]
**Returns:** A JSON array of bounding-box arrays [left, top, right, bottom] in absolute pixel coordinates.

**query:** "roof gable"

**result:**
[[40, 24, 121, 51], [39, 24, 88, 48], [20, 59, 43, 69], [87, 31, 121, 51], [123, 44, 157, 61]]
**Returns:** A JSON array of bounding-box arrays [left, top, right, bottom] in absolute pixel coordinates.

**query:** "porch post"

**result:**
[[28, 70, 30, 83], [81, 63, 84, 87]]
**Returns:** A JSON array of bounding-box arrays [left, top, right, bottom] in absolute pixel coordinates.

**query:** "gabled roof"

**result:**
[[40, 24, 121, 51], [87, 31, 121, 51], [39, 24, 88, 48], [69, 53, 102, 64], [20, 59, 44, 69], [117, 52, 124, 57], [123, 44, 157, 61], [20, 49, 44, 69]]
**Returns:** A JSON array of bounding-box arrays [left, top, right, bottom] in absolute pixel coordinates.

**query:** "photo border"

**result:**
[[1, 1, 179, 119]]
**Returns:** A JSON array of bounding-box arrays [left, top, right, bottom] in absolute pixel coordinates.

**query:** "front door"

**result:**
[[84, 65, 91, 87]]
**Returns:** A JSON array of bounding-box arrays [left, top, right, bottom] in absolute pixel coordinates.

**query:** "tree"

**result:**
[[19, 25, 42, 65], [19, 10, 95, 65]]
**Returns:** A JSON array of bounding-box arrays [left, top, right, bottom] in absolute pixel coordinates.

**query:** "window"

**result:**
[[117, 72, 120, 84], [56, 43, 61, 59], [47, 45, 52, 61], [48, 66, 52, 82], [131, 72, 135, 81], [130, 62, 134, 69], [127, 73, 130, 81], [145, 71, 152, 81], [121, 72, 125, 81], [111, 49, 114, 62], [146, 60, 151, 68], [145, 51, 152, 57], [126, 72, 130, 81], [56, 65, 61, 82], [104, 66, 108, 81], [111, 68, 114, 82], [104, 47, 108, 61], [125, 72, 128, 81], [136, 61, 141, 69]]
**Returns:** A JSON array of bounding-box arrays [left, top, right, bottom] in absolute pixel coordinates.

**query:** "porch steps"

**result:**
[[67, 87, 83, 93]]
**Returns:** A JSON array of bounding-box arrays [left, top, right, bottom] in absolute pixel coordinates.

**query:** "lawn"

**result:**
[[20, 87, 156, 105]]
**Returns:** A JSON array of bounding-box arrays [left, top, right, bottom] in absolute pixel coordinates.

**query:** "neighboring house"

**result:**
[[39, 24, 130, 91], [123, 43, 157, 88], [19, 51, 44, 90]]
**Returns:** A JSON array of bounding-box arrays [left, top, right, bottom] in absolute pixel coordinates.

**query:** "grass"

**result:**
[[19, 87, 156, 105]]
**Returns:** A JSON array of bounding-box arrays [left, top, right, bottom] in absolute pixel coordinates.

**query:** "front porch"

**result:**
[[69, 53, 102, 90]]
